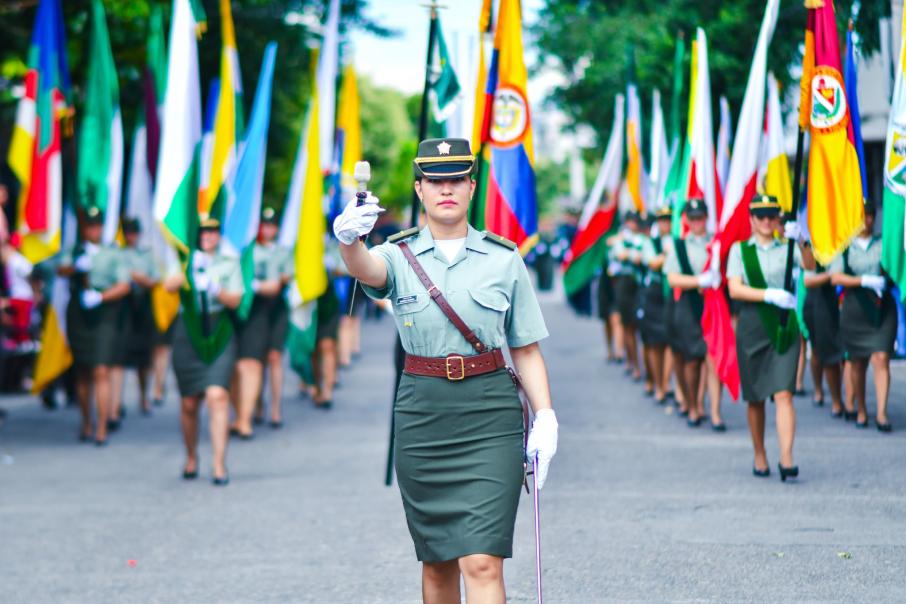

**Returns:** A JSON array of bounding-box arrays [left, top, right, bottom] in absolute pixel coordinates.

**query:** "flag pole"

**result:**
[[389, 0, 445, 487], [469, 5, 495, 228], [780, 128, 805, 326]]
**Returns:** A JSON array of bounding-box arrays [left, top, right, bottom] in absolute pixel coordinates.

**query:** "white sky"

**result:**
[[351, 0, 550, 98]]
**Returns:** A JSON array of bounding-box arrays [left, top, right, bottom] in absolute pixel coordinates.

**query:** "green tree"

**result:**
[[532, 0, 890, 152]]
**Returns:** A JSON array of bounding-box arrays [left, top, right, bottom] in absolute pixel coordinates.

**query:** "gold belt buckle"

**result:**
[[445, 355, 466, 381]]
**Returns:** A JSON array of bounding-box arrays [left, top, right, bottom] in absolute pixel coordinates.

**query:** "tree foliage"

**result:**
[[533, 0, 890, 151]]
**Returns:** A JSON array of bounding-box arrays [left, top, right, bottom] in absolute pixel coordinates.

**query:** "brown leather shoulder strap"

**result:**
[[398, 241, 487, 354]]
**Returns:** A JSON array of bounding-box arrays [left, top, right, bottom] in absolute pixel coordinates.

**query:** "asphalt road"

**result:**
[[1, 293, 905, 603]]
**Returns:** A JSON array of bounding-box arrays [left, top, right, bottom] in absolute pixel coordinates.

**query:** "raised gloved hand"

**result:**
[[763, 287, 796, 310], [696, 271, 719, 290], [783, 220, 803, 242], [332, 193, 384, 245], [525, 408, 558, 490], [80, 289, 103, 309], [860, 274, 886, 298], [74, 254, 93, 272]]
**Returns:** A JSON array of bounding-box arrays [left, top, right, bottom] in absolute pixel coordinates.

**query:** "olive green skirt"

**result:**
[[639, 281, 669, 346], [613, 274, 639, 326], [736, 303, 800, 402], [669, 292, 707, 360], [395, 368, 525, 562], [66, 298, 126, 369], [840, 292, 897, 360], [803, 286, 843, 365], [236, 295, 289, 361], [121, 293, 156, 368], [171, 313, 237, 397]]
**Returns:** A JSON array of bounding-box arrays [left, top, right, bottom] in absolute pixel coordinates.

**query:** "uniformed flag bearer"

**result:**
[[334, 138, 558, 603], [727, 195, 815, 480], [57, 206, 131, 445]]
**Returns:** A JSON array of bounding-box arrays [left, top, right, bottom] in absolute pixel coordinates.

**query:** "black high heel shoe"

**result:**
[[212, 474, 230, 486], [778, 464, 799, 482], [843, 410, 857, 421], [753, 466, 770, 478], [877, 421, 893, 433], [182, 468, 198, 480], [830, 407, 844, 419]]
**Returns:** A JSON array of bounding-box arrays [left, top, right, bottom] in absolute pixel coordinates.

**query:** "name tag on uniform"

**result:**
[[396, 294, 419, 306]]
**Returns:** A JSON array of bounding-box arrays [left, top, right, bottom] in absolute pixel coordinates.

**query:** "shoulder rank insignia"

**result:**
[[388, 227, 420, 244], [482, 230, 517, 250]]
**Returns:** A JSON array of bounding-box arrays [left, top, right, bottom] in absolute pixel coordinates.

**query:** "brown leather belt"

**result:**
[[404, 348, 507, 381]]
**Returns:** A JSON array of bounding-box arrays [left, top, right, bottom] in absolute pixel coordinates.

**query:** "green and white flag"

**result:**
[[153, 0, 204, 254], [430, 19, 462, 122], [77, 0, 123, 245]]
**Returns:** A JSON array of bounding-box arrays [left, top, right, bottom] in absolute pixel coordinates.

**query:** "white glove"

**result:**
[[783, 221, 802, 242], [333, 194, 384, 245], [74, 254, 93, 272], [286, 283, 302, 308], [251, 279, 262, 293], [80, 289, 103, 309], [860, 274, 886, 297], [763, 288, 796, 310], [193, 272, 211, 292], [207, 279, 222, 297], [525, 408, 558, 490], [696, 272, 719, 290]]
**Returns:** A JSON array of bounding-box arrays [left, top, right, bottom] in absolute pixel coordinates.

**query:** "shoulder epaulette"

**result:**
[[388, 227, 420, 244], [482, 230, 517, 250]]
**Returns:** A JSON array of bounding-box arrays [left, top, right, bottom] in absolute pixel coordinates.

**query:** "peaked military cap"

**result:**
[[654, 205, 673, 220], [261, 206, 279, 224], [122, 217, 141, 233], [749, 194, 781, 218], [199, 214, 221, 230], [413, 138, 476, 180], [683, 198, 708, 218], [622, 210, 640, 222], [83, 206, 104, 225]]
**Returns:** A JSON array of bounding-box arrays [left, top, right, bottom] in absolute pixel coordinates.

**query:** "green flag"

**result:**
[[430, 19, 461, 122], [77, 0, 123, 245]]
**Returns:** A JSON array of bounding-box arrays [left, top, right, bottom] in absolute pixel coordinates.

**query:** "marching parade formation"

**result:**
[[2, 0, 906, 601]]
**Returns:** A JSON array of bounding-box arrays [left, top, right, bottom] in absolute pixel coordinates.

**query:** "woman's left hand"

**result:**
[[526, 408, 558, 490]]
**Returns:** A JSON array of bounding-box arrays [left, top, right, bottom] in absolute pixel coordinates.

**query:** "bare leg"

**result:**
[[338, 316, 354, 367], [609, 312, 624, 361], [642, 344, 654, 394], [795, 336, 806, 392], [267, 349, 284, 423], [664, 348, 676, 396], [150, 344, 171, 403], [747, 401, 768, 471], [180, 394, 200, 473], [459, 554, 505, 604], [93, 365, 111, 442], [682, 359, 703, 421], [624, 326, 640, 379], [851, 358, 868, 422], [206, 385, 231, 479], [234, 358, 263, 436], [773, 391, 796, 468], [870, 352, 891, 424], [826, 362, 843, 413], [315, 338, 337, 404], [672, 351, 688, 414], [651, 345, 666, 400], [809, 350, 824, 404], [696, 361, 707, 419], [137, 367, 150, 412], [75, 370, 93, 438], [843, 360, 855, 414], [706, 356, 722, 425], [422, 560, 461, 604], [108, 365, 124, 421]]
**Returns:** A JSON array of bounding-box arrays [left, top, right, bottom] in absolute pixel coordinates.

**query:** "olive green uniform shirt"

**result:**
[[828, 236, 881, 277], [190, 250, 244, 313], [362, 226, 549, 357], [61, 243, 130, 291], [121, 246, 159, 291], [663, 233, 710, 276], [252, 242, 284, 282], [726, 236, 802, 287], [607, 230, 645, 279]]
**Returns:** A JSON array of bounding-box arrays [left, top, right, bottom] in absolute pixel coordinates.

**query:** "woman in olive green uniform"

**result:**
[[109, 218, 160, 422], [727, 196, 815, 480], [58, 207, 131, 445], [164, 217, 244, 485], [664, 199, 714, 426], [829, 204, 895, 432], [233, 208, 292, 435], [640, 207, 674, 403], [803, 263, 844, 415], [608, 212, 644, 380], [335, 138, 558, 603]]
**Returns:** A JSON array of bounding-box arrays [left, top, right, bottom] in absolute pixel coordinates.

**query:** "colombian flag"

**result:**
[[802, 0, 864, 265], [8, 0, 71, 265], [472, 0, 538, 254]]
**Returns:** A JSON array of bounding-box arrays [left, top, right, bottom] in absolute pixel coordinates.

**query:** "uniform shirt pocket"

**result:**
[[466, 288, 511, 346]]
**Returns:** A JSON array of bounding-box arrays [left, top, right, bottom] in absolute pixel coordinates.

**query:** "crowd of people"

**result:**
[[0, 188, 397, 485], [592, 194, 896, 481]]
